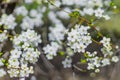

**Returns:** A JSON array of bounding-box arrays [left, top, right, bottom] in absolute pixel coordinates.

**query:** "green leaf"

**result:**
[[84, 53, 89, 58], [80, 59, 87, 63], [5, 63, 9, 66], [58, 51, 65, 56], [2, 59, 6, 63], [110, 2, 115, 6], [0, 52, 3, 57]]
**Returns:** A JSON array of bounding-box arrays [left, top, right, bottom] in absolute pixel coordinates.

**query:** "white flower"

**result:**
[[62, 58, 72, 68], [14, 6, 28, 16], [20, 64, 33, 77], [77, 43, 86, 53], [62, 0, 74, 5], [30, 9, 38, 17], [49, 23, 66, 41], [7, 69, 19, 77], [43, 42, 60, 60], [8, 58, 20, 68], [10, 49, 22, 58], [22, 48, 40, 63], [67, 24, 92, 53], [101, 37, 111, 45], [93, 57, 101, 67], [83, 8, 94, 16], [13, 29, 42, 47], [87, 63, 94, 70], [31, 76, 37, 80], [101, 58, 110, 66], [20, 16, 34, 30], [56, 7, 70, 19], [24, 0, 33, 4], [112, 56, 119, 63], [94, 8, 104, 18], [87, 0, 103, 7], [0, 30, 8, 42], [46, 54, 54, 60], [48, 11, 61, 24], [103, 15, 111, 20], [66, 48, 74, 56], [0, 14, 17, 29], [0, 69, 6, 77], [95, 69, 100, 73]]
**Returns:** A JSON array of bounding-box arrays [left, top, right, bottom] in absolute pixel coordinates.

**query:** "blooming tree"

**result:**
[[0, 0, 120, 80]]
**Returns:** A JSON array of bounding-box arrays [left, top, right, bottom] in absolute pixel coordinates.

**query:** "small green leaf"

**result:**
[[69, 11, 80, 18], [58, 51, 65, 56], [81, 59, 87, 63], [110, 2, 115, 6], [5, 63, 9, 66], [84, 53, 88, 58], [0, 52, 3, 57], [2, 59, 6, 63]]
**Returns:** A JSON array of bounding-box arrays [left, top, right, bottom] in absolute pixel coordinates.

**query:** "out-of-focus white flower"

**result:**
[[101, 58, 110, 66], [62, 0, 74, 6], [87, 63, 95, 70], [14, 6, 28, 16], [30, 9, 38, 18], [0, 30, 8, 42], [83, 8, 94, 16], [31, 76, 36, 80], [94, 8, 104, 18], [62, 58, 72, 68], [7, 69, 19, 77], [49, 23, 66, 41], [112, 56, 119, 63], [43, 42, 60, 60], [103, 15, 111, 20], [56, 7, 71, 19], [24, 0, 33, 4], [95, 69, 100, 73], [0, 14, 17, 29], [0, 69, 6, 77]]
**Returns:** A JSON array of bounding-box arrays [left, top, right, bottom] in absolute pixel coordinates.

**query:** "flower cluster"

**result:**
[[49, 23, 66, 42], [0, 14, 17, 30], [7, 30, 41, 77], [43, 42, 61, 60], [85, 37, 119, 73], [67, 24, 92, 53], [14, 6, 44, 30], [49, 0, 113, 20]]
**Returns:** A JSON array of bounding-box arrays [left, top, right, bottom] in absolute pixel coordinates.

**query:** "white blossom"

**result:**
[[0, 14, 17, 29], [112, 56, 119, 63], [101, 58, 110, 66], [14, 6, 28, 16], [0, 30, 8, 42], [43, 42, 60, 60], [49, 23, 66, 41], [0, 69, 6, 77], [94, 8, 104, 18], [67, 24, 92, 53], [62, 58, 72, 68]]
